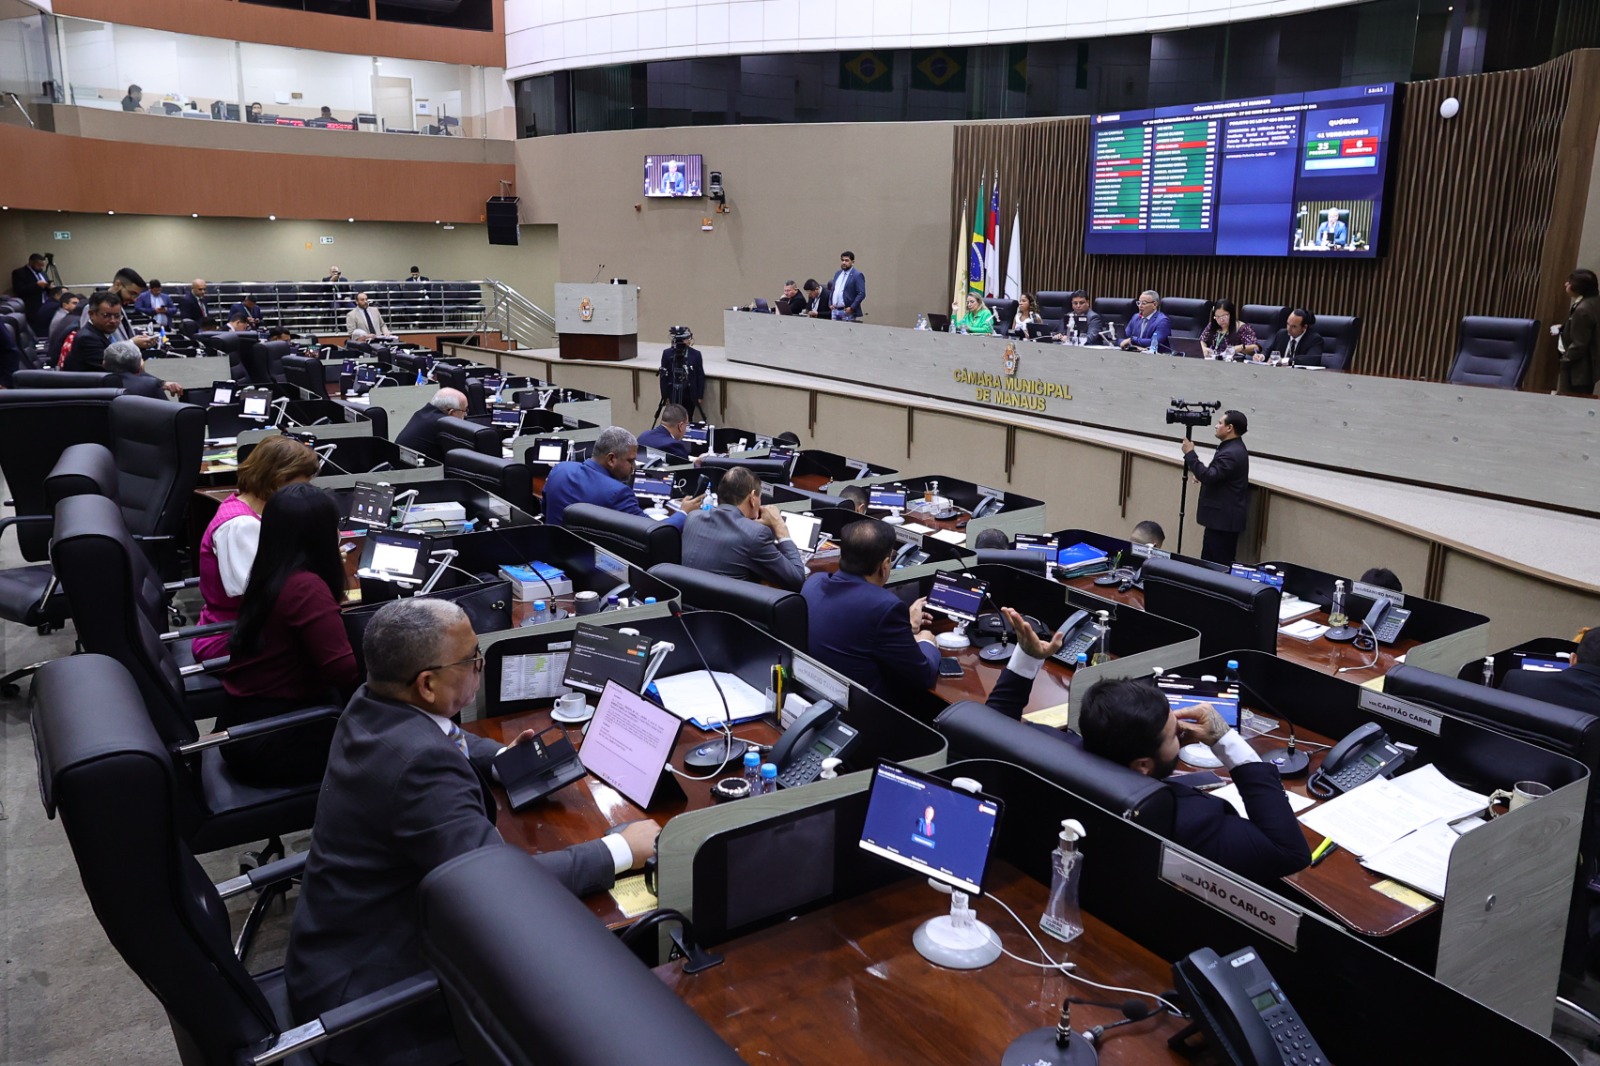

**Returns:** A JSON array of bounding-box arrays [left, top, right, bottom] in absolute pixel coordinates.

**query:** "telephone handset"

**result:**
[[1172, 945, 1327, 1066], [1363, 596, 1411, 645], [769, 700, 858, 789], [892, 542, 930, 568], [1049, 609, 1098, 666], [971, 494, 1003, 519], [1306, 721, 1408, 797]]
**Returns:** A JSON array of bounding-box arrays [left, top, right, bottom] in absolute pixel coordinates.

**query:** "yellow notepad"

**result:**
[[610, 874, 658, 918], [1022, 703, 1072, 729]]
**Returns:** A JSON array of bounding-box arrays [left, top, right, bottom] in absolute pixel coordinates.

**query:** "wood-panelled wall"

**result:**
[[952, 50, 1600, 388]]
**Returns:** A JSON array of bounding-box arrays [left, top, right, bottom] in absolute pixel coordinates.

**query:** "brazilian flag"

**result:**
[[840, 52, 893, 92], [913, 49, 966, 92]]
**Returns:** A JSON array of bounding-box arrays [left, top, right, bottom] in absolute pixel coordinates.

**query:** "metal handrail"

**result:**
[[1, 92, 37, 129], [475, 279, 557, 348]]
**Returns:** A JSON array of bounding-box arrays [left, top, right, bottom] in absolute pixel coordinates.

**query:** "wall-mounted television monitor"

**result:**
[[1085, 83, 1398, 258], [644, 154, 704, 198]]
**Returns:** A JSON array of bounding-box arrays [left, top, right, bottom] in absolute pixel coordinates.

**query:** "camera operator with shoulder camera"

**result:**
[[1179, 406, 1250, 565], [657, 325, 706, 422]]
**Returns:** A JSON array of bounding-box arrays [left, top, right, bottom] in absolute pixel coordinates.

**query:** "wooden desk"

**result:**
[[1060, 574, 1418, 685], [658, 860, 1201, 1065], [465, 709, 779, 927], [930, 640, 1075, 719]]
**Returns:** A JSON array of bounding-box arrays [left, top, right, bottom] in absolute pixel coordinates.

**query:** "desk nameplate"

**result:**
[[1358, 688, 1442, 736], [1159, 846, 1302, 949]]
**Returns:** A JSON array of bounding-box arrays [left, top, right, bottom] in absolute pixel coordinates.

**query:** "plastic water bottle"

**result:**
[[643, 597, 657, 605], [1041, 819, 1087, 942], [606, 594, 621, 611], [1482, 655, 1496, 687], [743, 750, 762, 790], [529, 599, 549, 627], [1075, 651, 1089, 670], [759, 762, 778, 795], [1225, 659, 1239, 688], [1328, 580, 1349, 628]]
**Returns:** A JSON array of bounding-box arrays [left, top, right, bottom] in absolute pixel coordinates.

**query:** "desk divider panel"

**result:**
[[349, 382, 436, 430], [1457, 637, 1580, 684], [1171, 649, 1586, 1030]]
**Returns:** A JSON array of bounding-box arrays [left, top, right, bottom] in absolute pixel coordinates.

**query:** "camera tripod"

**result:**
[[655, 348, 706, 422]]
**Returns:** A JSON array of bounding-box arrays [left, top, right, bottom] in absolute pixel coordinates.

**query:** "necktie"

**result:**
[[1288, 336, 1298, 361], [363, 308, 375, 332], [445, 720, 472, 760]]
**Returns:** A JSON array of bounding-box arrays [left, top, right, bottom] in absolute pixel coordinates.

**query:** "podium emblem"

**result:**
[[578, 297, 594, 322], [1003, 340, 1019, 376]]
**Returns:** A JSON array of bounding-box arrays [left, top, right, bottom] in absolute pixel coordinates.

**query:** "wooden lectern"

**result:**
[[555, 283, 638, 361]]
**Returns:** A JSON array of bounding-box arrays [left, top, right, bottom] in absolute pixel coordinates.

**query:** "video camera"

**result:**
[[1165, 398, 1220, 429], [667, 324, 692, 350]]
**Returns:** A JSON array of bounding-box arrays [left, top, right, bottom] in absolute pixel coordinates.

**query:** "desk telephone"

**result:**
[[892, 542, 930, 568], [1048, 610, 1100, 666], [769, 700, 858, 789], [1306, 721, 1408, 798], [1172, 945, 1327, 1066], [1363, 596, 1411, 646]]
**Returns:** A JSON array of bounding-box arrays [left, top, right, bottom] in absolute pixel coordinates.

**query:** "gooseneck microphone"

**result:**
[[669, 602, 751, 774], [1087, 1000, 1154, 1046], [590, 262, 607, 283]]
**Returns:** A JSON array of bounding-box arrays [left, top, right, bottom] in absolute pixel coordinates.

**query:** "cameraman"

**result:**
[[658, 325, 706, 421], [1181, 409, 1249, 565]]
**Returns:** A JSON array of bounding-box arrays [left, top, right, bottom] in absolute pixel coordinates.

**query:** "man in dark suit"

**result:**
[[542, 426, 704, 527], [682, 465, 809, 590], [11, 254, 50, 317], [658, 326, 706, 421], [1119, 290, 1172, 351], [287, 598, 656, 1066], [393, 387, 468, 463], [1181, 408, 1250, 565], [803, 518, 938, 703], [638, 403, 694, 460], [30, 285, 64, 337], [1555, 268, 1599, 396], [1079, 676, 1311, 883], [827, 251, 866, 321], [1260, 308, 1326, 367], [102, 340, 182, 397], [802, 278, 825, 318], [45, 292, 80, 367], [173, 278, 209, 324], [779, 280, 807, 316], [63, 291, 124, 372], [1503, 629, 1600, 713]]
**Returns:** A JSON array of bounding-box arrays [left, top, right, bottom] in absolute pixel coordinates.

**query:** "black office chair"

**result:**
[[49, 493, 336, 856], [1093, 297, 1136, 332], [12, 369, 120, 388], [442, 450, 538, 517], [984, 298, 1018, 332], [647, 564, 808, 651], [252, 340, 292, 383], [0, 387, 119, 561], [436, 415, 502, 457], [31, 653, 439, 1066], [1141, 556, 1279, 658], [1034, 291, 1074, 326], [1160, 297, 1210, 338], [560, 502, 682, 569], [1316, 314, 1362, 371], [1447, 316, 1540, 389], [106, 394, 207, 579], [935, 700, 1175, 832], [697, 455, 790, 483], [1241, 304, 1289, 344], [973, 548, 1050, 574], [418, 843, 744, 1066], [282, 352, 328, 400]]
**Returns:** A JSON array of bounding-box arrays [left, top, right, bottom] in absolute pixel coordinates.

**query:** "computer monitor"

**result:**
[[1156, 675, 1241, 729], [491, 407, 523, 430], [354, 364, 381, 389], [581, 680, 685, 810], [632, 475, 673, 502], [1519, 657, 1572, 673], [926, 571, 988, 625], [858, 761, 1004, 896], [783, 512, 822, 553], [357, 530, 430, 583], [530, 437, 567, 465], [238, 386, 271, 419], [1012, 533, 1059, 557], [210, 380, 237, 406], [868, 488, 906, 511], [562, 623, 652, 696], [347, 480, 396, 529], [683, 423, 710, 445]]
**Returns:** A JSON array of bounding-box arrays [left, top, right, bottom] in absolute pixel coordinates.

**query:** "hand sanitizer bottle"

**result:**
[[1041, 818, 1087, 942]]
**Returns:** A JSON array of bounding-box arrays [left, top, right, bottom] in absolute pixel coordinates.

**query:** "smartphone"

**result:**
[[937, 658, 964, 678]]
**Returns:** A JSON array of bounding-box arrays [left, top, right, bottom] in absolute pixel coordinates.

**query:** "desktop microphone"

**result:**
[[1001, 997, 1099, 1066], [312, 444, 356, 476], [1267, 721, 1311, 776], [1087, 1000, 1155, 1046], [590, 262, 607, 283], [669, 602, 751, 772]]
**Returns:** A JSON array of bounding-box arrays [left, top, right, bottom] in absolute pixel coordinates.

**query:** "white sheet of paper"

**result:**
[[1359, 818, 1459, 899], [931, 529, 968, 545], [1384, 763, 1490, 823], [1298, 777, 1448, 857], [651, 670, 766, 726], [1211, 782, 1316, 820]]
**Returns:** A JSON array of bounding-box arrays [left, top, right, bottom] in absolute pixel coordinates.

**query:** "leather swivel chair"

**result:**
[[419, 843, 744, 1066], [0, 387, 119, 559], [1141, 556, 1280, 658], [50, 493, 336, 856], [1241, 304, 1289, 344], [984, 298, 1019, 332], [443, 449, 538, 517], [1160, 297, 1211, 339], [281, 352, 327, 400], [561, 502, 682, 569], [31, 653, 439, 1066], [106, 394, 206, 580], [935, 700, 1176, 834], [435, 415, 502, 457], [1034, 291, 1074, 330], [1093, 297, 1137, 332], [973, 547, 1050, 574], [12, 370, 119, 388], [1316, 315, 1362, 371], [252, 340, 292, 383], [1447, 316, 1539, 389], [647, 564, 808, 651]]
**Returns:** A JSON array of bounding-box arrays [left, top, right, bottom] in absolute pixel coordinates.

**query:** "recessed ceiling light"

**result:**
[[269, 214, 276, 220], [192, 213, 199, 218], [108, 210, 115, 215], [347, 217, 354, 222]]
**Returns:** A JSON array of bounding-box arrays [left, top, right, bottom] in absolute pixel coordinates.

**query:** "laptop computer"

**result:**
[[782, 512, 825, 557], [1167, 336, 1205, 358], [926, 313, 951, 332]]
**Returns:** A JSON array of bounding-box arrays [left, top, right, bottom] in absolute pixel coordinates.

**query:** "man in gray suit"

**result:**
[[681, 465, 809, 590], [286, 598, 656, 1066]]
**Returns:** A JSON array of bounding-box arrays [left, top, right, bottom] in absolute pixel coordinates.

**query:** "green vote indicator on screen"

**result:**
[[1306, 140, 1341, 158]]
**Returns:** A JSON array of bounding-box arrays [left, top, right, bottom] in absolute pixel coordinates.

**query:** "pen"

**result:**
[[1310, 838, 1339, 866]]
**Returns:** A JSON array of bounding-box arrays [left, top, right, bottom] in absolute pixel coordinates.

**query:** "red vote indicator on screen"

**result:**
[[1341, 137, 1379, 156]]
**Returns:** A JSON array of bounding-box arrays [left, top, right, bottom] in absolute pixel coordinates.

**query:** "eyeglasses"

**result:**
[[412, 647, 484, 682]]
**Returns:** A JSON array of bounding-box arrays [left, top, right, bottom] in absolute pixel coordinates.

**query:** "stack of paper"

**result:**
[[1280, 618, 1330, 641], [1212, 782, 1317, 820], [1359, 820, 1459, 899], [930, 529, 968, 545], [1277, 595, 1320, 622], [1298, 765, 1488, 859], [1056, 542, 1109, 577], [651, 670, 768, 730]]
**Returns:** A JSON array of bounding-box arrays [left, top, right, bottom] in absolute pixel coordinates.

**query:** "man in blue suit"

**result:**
[[1079, 677, 1311, 883], [1119, 290, 1172, 352], [638, 403, 695, 461], [827, 251, 866, 321], [1315, 208, 1348, 248], [542, 426, 704, 527]]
